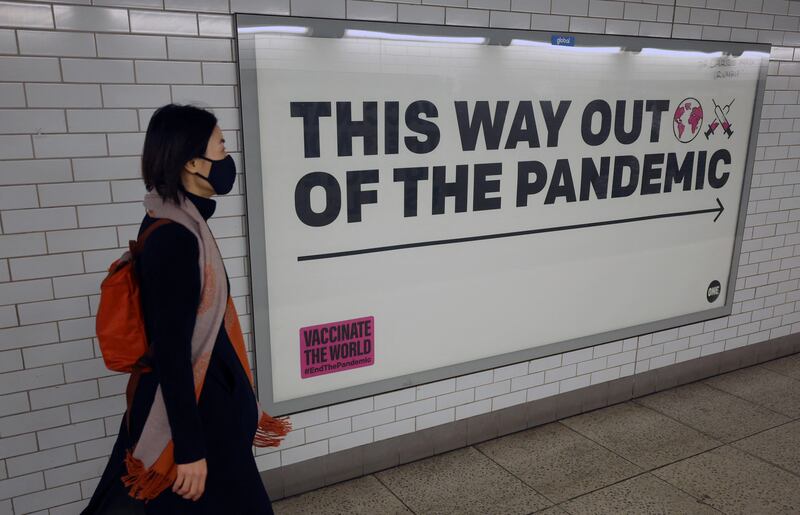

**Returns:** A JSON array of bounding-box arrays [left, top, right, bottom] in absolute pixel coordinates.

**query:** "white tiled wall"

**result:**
[[1, 0, 800, 513]]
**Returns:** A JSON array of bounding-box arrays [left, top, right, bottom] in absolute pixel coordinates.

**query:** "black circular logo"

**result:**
[[707, 280, 721, 303]]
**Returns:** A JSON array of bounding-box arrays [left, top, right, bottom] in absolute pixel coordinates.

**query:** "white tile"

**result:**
[[492, 390, 527, 410], [373, 417, 414, 441], [292, 0, 346, 18], [94, 0, 162, 6], [0, 350, 22, 372], [352, 407, 395, 431], [69, 394, 125, 422], [0, 56, 60, 82], [551, 0, 588, 15], [166, 0, 228, 12], [329, 427, 372, 453], [527, 381, 559, 401], [436, 388, 474, 410], [347, 0, 397, 21], [494, 362, 529, 381], [130, 10, 197, 36], [26, 84, 101, 108], [455, 398, 491, 420], [12, 484, 81, 514], [2, 206, 77, 234], [23, 339, 94, 368], [416, 407, 454, 429], [0, 306, 17, 328], [6, 445, 75, 477], [53, 5, 129, 32], [328, 397, 373, 420], [373, 388, 415, 409], [75, 435, 115, 461], [96, 34, 167, 59], [0, 323, 59, 351], [198, 14, 232, 37], [445, 7, 490, 26], [0, 159, 71, 185], [475, 379, 510, 400], [52, 272, 105, 298], [38, 182, 111, 207], [455, 370, 493, 390], [62, 58, 134, 83], [73, 156, 139, 181], [29, 380, 99, 410], [280, 440, 327, 466], [167, 36, 231, 61], [18, 297, 90, 324], [172, 85, 236, 107], [45, 456, 106, 488], [511, 0, 550, 13], [136, 60, 202, 84], [305, 417, 350, 442], [0, 109, 66, 135], [396, 397, 435, 419], [0, 477, 46, 509], [398, 4, 445, 24], [66, 109, 138, 133], [0, 434, 37, 459], [77, 201, 143, 227], [107, 132, 145, 155], [0, 279, 52, 305], [0, 135, 32, 159], [0, 29, 16, 54], [490, 10, 531, 29], [33, 134, 107, 158], [10, 257, 84, 288], [559, 374, 591, 393], [416, 378, 455, 399], [529, 354, 562, 372], [0, 185, 39, 210], [17, 31, 96, 57], [0, 84, 25, 108], [201, 62, 236, 84], [0, 1, 54, 29], [230, 0, 290, 14], [0, 366, 65, 397], [102, 85, 170, 108]]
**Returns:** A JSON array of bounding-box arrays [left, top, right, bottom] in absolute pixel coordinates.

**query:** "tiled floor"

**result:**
[[272, 354, 800, 515]]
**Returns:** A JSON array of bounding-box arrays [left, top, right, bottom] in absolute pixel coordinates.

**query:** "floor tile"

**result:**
[[635, 382, 790, 442], [560, 473, 717, 515], [476, 422, 642, 503], [273, 475, 412, 515], [561, 402, 719, 470], [375, 446, 551, 515], [704, 366, 800, 418], [733, 420, 800, 475], [653, 445, 800, 514], [760, 353, 800, 381]]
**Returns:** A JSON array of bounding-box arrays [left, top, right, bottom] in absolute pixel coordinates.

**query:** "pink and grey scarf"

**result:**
[[122, 191, 290, 501]]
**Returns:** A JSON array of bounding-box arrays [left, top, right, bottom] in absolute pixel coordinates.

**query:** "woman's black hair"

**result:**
[[142, 104, 217, 203]]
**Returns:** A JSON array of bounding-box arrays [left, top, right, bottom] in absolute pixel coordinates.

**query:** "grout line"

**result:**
[[371, 472, 418, 514]]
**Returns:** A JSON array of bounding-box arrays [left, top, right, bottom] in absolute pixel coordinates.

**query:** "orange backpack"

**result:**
[[96, 219, 171, 373]]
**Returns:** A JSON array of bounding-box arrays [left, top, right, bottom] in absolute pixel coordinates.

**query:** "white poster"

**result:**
[[246, 27, 767, 404]]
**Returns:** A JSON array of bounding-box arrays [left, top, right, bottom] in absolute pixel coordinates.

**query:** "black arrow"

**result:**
[[297, 198, 725, 262]]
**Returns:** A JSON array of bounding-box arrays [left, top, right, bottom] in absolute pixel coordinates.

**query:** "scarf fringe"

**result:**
[[254, 412, 292, 447], [122, 449, 175, 502]]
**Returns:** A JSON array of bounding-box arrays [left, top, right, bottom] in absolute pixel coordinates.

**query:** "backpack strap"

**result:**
[[125, 218, 171, 434], [130, 218, 173, 256]]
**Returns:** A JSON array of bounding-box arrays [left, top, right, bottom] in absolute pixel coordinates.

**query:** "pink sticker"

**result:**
[[300, 316, 374, 379]]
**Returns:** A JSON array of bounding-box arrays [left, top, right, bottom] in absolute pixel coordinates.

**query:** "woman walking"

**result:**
[[84, 104, 289, 514]]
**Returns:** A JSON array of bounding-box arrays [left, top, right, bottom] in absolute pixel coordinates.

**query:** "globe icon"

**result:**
[[673, 97, 704, 143]]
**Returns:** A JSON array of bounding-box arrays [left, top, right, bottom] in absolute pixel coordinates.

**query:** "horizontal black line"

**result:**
[[298, 205, 722, 262]]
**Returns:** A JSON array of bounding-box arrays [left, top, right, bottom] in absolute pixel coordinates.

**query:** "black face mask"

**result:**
[[193, 154, 236, 195]]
